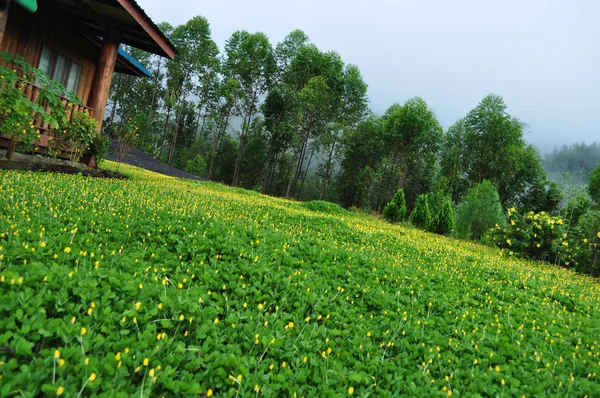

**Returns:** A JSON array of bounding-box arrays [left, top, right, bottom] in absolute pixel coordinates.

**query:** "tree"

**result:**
[[409, 194, 431, 230], [282, 45, 345, 199], [224, 31, 276, 186], [455, 180, 505, 240], [430, 199, 455, 236], [316, 64, 368, 200], [166, 16, 219, 165], [589, 165, 600, 204], [383, 189, 407, 223], [337, 115, 385, 208], [383, 97, 443, 191], [444, 94, 546, 207]]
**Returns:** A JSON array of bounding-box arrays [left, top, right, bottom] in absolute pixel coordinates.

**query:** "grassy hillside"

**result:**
[[0, 163, 599, 397]]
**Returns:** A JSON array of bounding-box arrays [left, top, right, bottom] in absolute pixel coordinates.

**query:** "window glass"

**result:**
[[53, 54, 68, 86], [38, 46, 53, 76], [66, 63, 82, 93], [37, 46, 82, 94]]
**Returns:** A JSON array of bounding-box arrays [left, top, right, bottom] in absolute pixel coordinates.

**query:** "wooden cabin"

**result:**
[[0, 0, 176, 164]]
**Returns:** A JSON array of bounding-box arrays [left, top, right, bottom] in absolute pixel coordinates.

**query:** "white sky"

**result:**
[[138, 0, 600, 152]]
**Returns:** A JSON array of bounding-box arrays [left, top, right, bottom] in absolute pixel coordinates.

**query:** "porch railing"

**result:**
[[20, 81, 95, 136]]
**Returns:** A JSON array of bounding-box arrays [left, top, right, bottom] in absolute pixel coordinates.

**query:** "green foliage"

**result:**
[[382, 189, 407, 223], [564, 210, 600, 276], [430, 199, 455, 236], [485, 208, 566, 263], [563, 193, 592, 226], [89, 134, 110, 165], [439, 95, 546, 208], [186, 154, 207, 177], [589, 165, 600, 204], [409, 194, 431, 230], [61, 111, 98, 164], [300, 200, 348, 216], [456, 181, 505, 240], [112, 117, 142, 162], [1, 164, 600, 396]]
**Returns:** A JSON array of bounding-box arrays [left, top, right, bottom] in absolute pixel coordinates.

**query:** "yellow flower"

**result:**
[[214, 318, 219, 324], [88, 373, 96, 382], [258, 303, 264, 310], [64, 247, 71, 253], [143, 358, 149, 366], [207, 389, 213, 397], [348, 386, 354, 394], [81, 327, 87, 336], [54, 350, 60, 359], [56, 386, 65, 396], [135, 302, 141, 310]]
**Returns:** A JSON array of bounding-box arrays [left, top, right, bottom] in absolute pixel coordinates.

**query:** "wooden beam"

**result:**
[[115, 0, 175, 59], [0, 0, 11, 49], [88, 37, 119, 132]]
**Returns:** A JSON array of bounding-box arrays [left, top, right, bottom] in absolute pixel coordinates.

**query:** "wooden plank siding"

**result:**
[[1, 5, 97, 103]]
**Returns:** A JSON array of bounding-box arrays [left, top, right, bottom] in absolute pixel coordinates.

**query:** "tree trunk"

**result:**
[[319, 140, 337, 200], [285, 151, 298, 198], [298, 148, 315, 199], [208, 108, 231, 180]]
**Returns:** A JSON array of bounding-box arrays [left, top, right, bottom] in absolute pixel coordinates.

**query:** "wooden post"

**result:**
[[89, 37, 119, 132], [0, 0, 10, 49]]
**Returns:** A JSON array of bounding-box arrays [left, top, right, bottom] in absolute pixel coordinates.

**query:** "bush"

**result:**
[[185, 155, 207, 177], [430, 198, 454, 235], [0, 52, 82, 160], [89, 134, 110, 165], [484, 208, 565, 263], [383, 189, 407, 223], [301, 200, 348, 216], [456, 180, 505, 240], [409, 194, 430, 230], [564, 210, 600, 276], [62, 111, 98, 164]]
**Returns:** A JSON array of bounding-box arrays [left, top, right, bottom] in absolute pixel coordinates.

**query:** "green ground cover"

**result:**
[[0, 162, 598, 397]]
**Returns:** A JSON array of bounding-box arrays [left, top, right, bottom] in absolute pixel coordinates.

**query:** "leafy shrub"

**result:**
[[383, 189, 407, 223], [186, 154, 207, 177], [62, 111, 98, 164], [456, 180, 505, 240], [485, 208, 565, 263], [0, 52, 89, 160], [564, 210, 600, 276], [0, 66, 48, 159], [113, 117, 141, 162], [89, 134, 110, 165], [430, 198, 454, 235], [301, 200, 348, 216], [409, 193, 430, 229]]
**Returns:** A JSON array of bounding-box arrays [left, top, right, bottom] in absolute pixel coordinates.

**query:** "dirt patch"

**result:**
[[0, 150, 126, 179]]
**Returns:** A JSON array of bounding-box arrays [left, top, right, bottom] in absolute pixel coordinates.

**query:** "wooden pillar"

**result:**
[[0, 0, 10, 49], [89, 37, 119, 132]]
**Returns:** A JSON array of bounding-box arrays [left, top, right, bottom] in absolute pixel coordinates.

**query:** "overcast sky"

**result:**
[[138, 0, 599, 153]]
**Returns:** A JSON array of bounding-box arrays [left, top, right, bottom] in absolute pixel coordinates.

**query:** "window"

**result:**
[[38, 46, 82, 93]]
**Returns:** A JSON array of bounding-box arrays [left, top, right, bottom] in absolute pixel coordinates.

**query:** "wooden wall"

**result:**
[[1, 5, 97, 105]]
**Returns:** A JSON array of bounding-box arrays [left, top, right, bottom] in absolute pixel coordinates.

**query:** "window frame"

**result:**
[[38, 45, 83, 94]]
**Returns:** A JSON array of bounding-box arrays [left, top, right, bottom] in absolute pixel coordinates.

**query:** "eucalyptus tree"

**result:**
[[316, 64, 368, 200], [166, 16, 219, 164], [223, 31, 276, 186]]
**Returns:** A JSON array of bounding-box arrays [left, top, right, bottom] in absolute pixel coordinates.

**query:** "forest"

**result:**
[[106, 16, 600, 274]]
